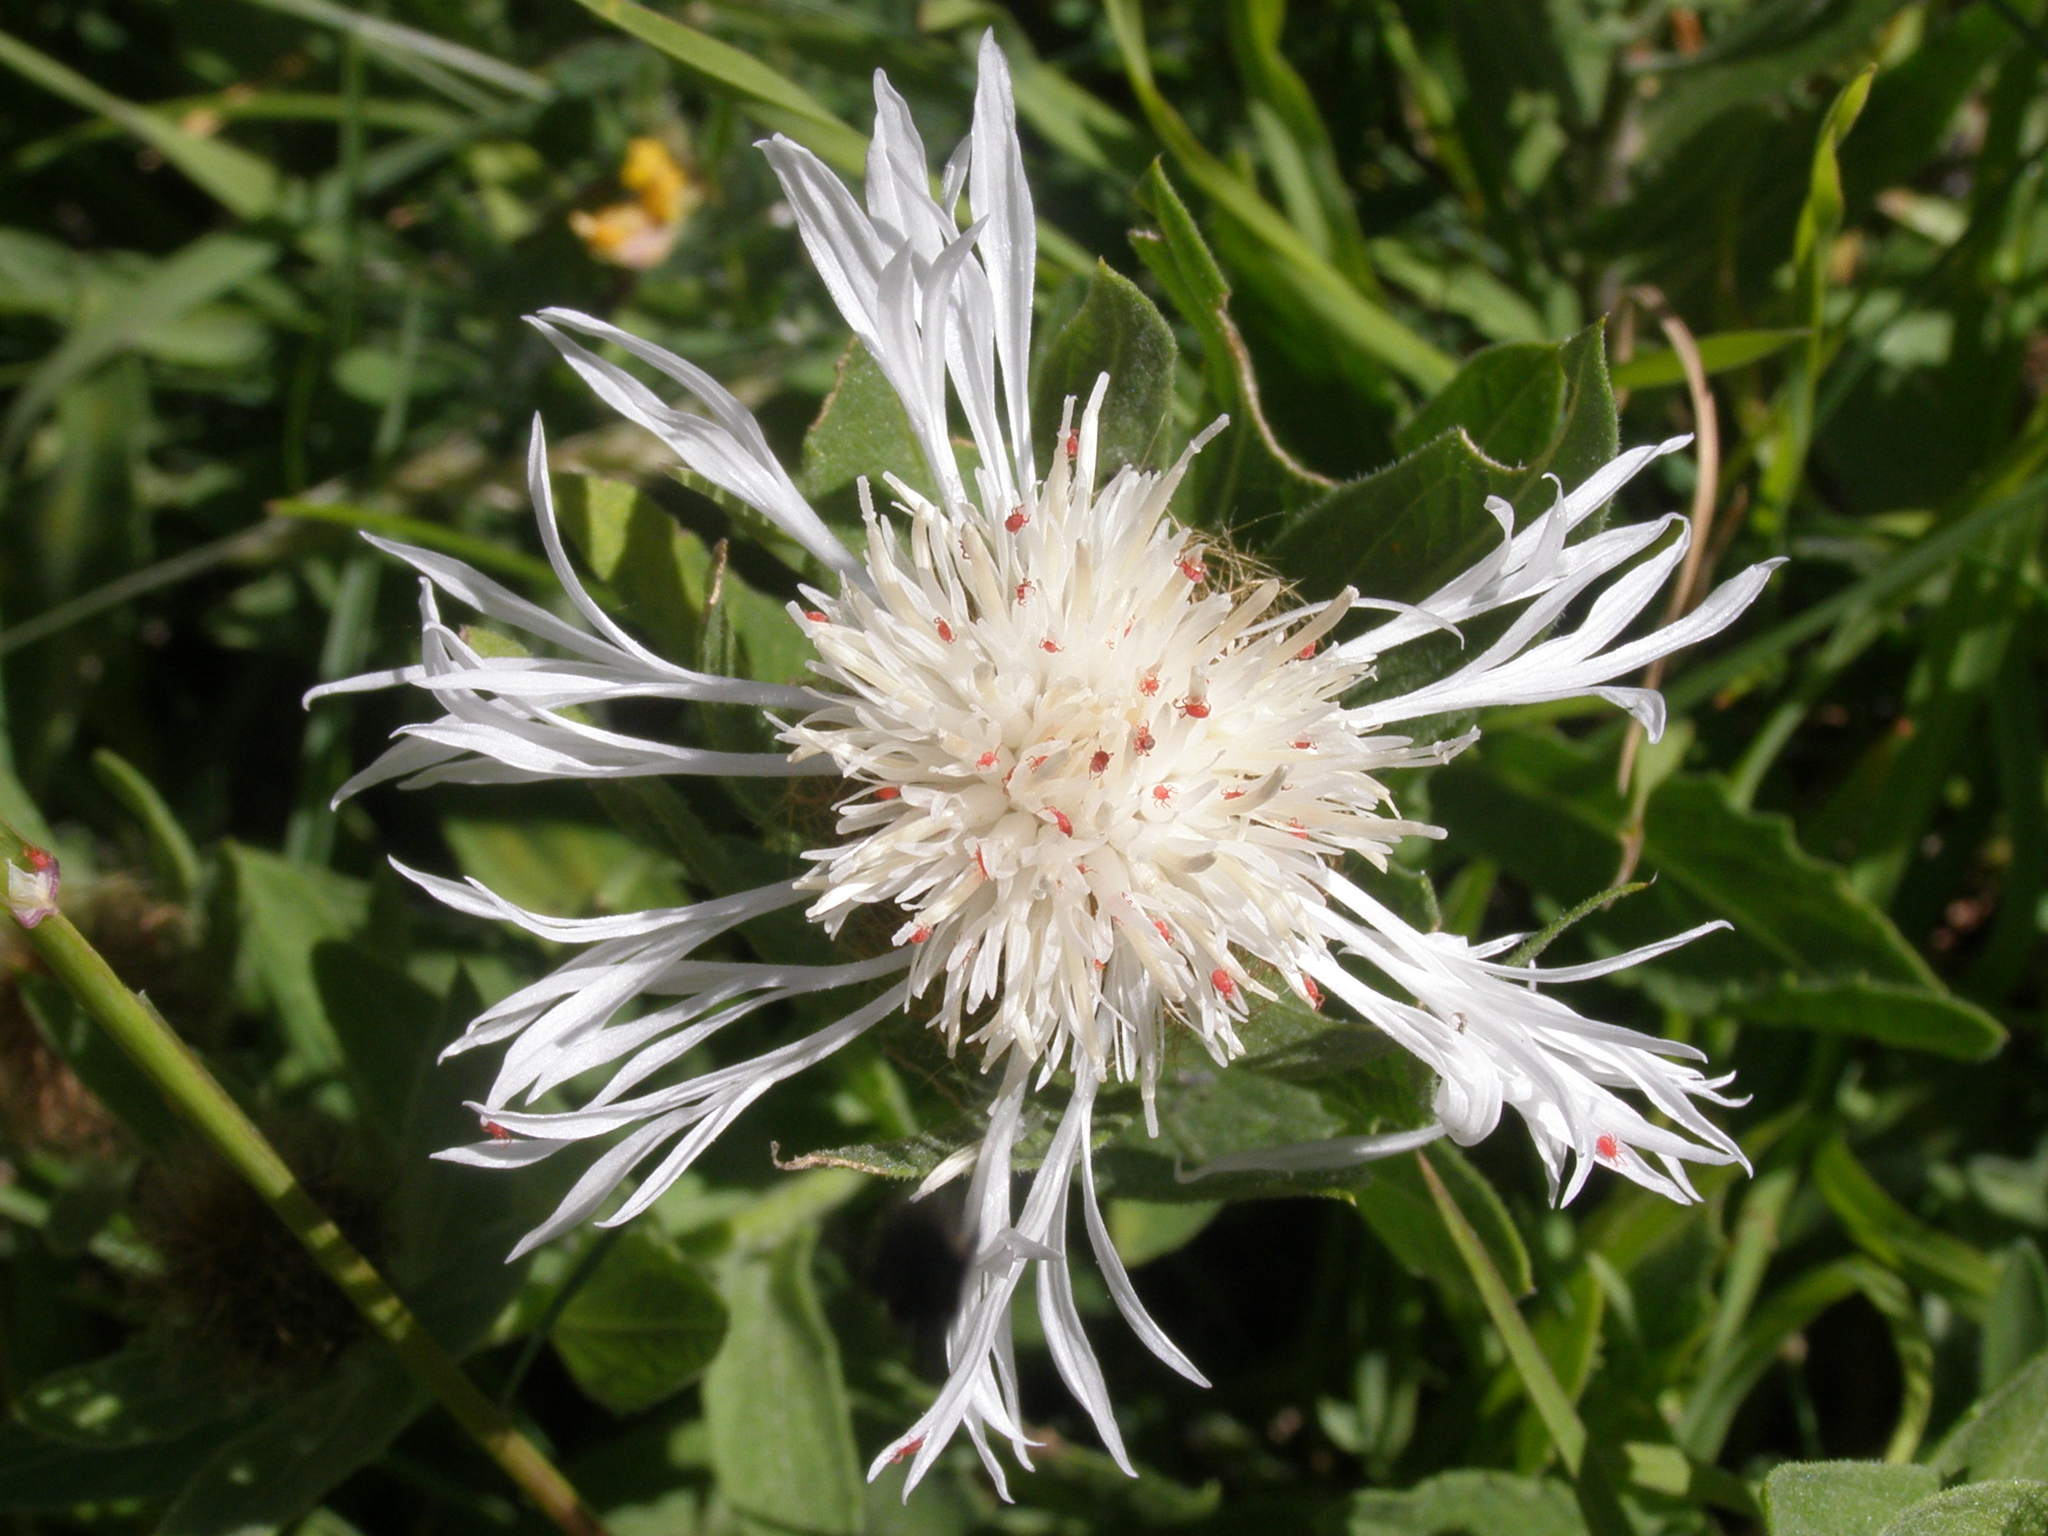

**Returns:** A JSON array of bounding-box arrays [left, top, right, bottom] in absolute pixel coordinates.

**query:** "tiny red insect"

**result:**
[[935, 619, 954, 642], [1041, 638, 1060, 653], [1153, 918, 1173, 943], [1292, 738, 1312, 750], [874, 786, 900, 800], [1046, 808, 1073, 837], [1015, 580, 1033, 603], [1179, 698, 1211, 719], [803, 609, 828, 623], [1301, 975, 1324, 1010], [1152, 784, 1173, 802], [909, 926, 933, 945], [1210, 968, 1235, 998], [1223, 789, 1245, 800], [976, 750, 999, 769], [1296, 642, 1317, 661], [482, 1119, 512, 1141], [1089, 749, 1111, 774], [889, 1436, 925, 1465], [1138, 672, 1161, 696], [1179, 558, 1207, 583], [1133, 726, 1156, 754], [1064, 429, 1080, 459], [1005, 508, 1029, 532], [1596, 1134, 1621, 1161]]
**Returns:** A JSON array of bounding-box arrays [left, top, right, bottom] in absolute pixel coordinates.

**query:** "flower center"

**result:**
[[781, 427, 1380, 1085]]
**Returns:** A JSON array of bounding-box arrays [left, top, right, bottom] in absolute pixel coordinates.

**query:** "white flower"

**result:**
[[6, 844, 59, 929], [315, 36, 1779, 1495]]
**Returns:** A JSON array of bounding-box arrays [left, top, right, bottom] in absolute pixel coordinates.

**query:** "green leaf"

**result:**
[[724, 1169, 868, 1256], [797, 339, 932, 517], [156, 1352, 424, 1536], [1812, 1137, 2000, 1311], [1611, 328, 1809, 390], [1757, 65, 1876, 535], [1431, 734, 2003, 1051], [553, 474, 714, 662], [1932, 1348, 2048, 1485], [223, 842, 372, 1085], [704, 1230, 862, 1536], [441, 814, 684, 920], [233, 0, 550, 101], [564, 0, 869, 174], [1, 232, 278, 466], [1876, 1482, 2048, 1536], [1032, 260, 1178, 473], [767, 1129, 964, 1184], [90, 748, 203, 907], [1106, 1198, 1222, 1266], [362, 966, 567, 1351], [0, 29, 282, 221], [1679, 1256, 1907, 1459], [1104, 0, 1455, 392], [1129, 160, 1334, 521], [1393, 342, 1568, 465], [311, 942, 443, 1161], [1745, 980, 2005, 1063], [791, 997, 1434, 1205], [699, 537, 814, 691], [553, 1230, 729, 1416], [1762, 1461, 1940, 1536], [14, 1347, 238, 1450], [1269, 322, 1617, 605], [1350, 1470, 1589, 1536], [268, 499, 560, 592], [0, 1422, 247, 1513], [1356, 1143, 1534, 1300], [1984, 1243, 2048, 1395]]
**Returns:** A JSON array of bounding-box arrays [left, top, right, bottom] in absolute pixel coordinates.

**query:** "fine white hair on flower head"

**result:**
[[315, 32, 1781, 1497]]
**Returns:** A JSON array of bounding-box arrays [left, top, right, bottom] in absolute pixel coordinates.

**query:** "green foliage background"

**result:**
[[1, 1, 2044, 1532]]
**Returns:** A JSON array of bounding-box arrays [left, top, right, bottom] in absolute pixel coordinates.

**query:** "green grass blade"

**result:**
[[0, 27, 282, 220], [232, 0, 550, 101], [1104, 0, 1456, 391], [0, 231, 279, 468], [268, 501, 562, 590], [89, 750, 204, 908], [1416, 1150, 1631, 1534], [566, 0, 868, 174], [1612, 328, 1810, 389], [1665, 468, 2048, 713], [1754, 66, 1874, 535]]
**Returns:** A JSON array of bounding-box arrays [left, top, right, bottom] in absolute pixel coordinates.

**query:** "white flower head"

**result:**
[[317, 35, 1780, 1495], [6, 843, 60, 929]]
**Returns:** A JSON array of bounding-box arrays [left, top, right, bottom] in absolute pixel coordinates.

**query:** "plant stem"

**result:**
[[1417, 1148, 1633, 1536], [5, 826, 608, 1536]]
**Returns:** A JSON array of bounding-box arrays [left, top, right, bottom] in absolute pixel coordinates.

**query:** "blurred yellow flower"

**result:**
[[570, 137, 698, 270]]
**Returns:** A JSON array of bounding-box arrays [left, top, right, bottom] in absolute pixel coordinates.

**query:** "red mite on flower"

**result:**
[[312, 31, 1779, 1502]]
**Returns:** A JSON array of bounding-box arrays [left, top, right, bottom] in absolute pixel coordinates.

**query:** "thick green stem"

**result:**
[[6, 828, 607, 1536]]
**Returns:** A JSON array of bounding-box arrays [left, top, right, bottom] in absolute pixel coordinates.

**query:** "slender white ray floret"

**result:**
[[317, 35, 1780, 1495]]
